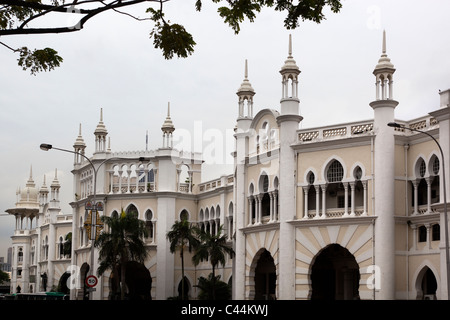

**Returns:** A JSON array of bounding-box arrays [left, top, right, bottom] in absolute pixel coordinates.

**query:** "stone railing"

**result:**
[[297, 120, 374, 143]]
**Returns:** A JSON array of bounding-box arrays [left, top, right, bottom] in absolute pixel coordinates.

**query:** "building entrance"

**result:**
[[254, 249, 276, 300], [310, 244, 360, 300]]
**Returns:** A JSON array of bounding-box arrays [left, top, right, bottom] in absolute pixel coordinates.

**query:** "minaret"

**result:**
[[236, 59, 255, 122], [50, 168, 61, 208], [369, 30, 398, 300], [39, 175, 49, 206], [161, 102, 175, 148], [276, 34, 303, 299], [233, 59, 256, 299], [94, 108, 108, 154], [73, 123, 86, 164]]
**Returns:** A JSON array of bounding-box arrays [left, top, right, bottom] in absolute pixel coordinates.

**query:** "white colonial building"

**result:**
[[7, 32, 450, 300]]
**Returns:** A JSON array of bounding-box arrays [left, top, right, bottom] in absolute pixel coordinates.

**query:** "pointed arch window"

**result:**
[[327, 160, 344, 183]]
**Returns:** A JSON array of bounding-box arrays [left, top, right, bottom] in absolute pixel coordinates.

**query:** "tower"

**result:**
[[73, 123, 86, 165], [369, 30, 398, 300], [161, 102, 175, 148], [237, 59, 255, 122], [277, 34, 303, 299], [233, 60, 255, 299], [94, 108, 108, 154]]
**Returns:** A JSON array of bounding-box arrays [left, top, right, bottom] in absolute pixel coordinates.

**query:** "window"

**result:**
[[419, 159, 426, 178], [432, 157, 440, 175], [327, 160, 344, 183], [180, 209, 189, 221], [432, 224, 440, 241], [418, 226, 427, 242], [307, 172, 315, 185], [354, 166, 362, 180]]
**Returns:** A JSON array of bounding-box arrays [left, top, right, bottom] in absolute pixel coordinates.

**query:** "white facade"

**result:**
[[8, 32, 450, 300]]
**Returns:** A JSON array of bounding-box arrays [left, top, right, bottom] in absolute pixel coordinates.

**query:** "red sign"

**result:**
[[85, 275, 98, 288]]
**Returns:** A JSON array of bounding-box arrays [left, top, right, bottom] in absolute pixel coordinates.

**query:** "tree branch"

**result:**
[[0, 0, 152, 35]]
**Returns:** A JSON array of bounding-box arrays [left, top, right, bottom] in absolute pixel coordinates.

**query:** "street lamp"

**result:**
[[39, 143, 149, 299], [387, 122, 449, 299]]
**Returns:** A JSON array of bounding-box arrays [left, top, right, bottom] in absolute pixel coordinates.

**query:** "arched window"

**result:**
[[59, 236, 64, 259], [327, 160, 344, 183], [145, 209, 154, 239], [126, 204, 138, 216], [180, 209, 189, 221]]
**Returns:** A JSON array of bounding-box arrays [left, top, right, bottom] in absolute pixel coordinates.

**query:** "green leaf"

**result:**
[[150, 22, 196, 59], [17, 47, 63, 75]]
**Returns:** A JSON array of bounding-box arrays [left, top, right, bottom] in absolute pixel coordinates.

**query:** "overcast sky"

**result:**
[[1, 0, 449, 258]]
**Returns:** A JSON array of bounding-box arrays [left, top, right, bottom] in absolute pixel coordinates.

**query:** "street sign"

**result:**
[[85, 275, 98, 288]]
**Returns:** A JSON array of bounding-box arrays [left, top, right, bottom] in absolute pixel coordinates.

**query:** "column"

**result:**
[[343, 182, 349, 217], [248, 197, 253, 226], [269, 192, 274, 222], [256, 195, 262, 225], [303, 187, 309, 219], [350, 182, 356, 216], [314, 185, 320, 219], [321, 184, 327, 219], [412, 179, 419, 215], [362, 180, 368, 216], [426, 177, 433, 214]]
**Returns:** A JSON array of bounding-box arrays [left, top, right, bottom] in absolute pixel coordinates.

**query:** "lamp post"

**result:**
[[387, 122, 449, 299], [40, 143, 149, 300]]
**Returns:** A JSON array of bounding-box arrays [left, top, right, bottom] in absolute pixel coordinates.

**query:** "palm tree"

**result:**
[[63, 232, 72, 258], [192, 225, 234, 300], [95, 209, 148, 300], [167, 217, 199, 300]]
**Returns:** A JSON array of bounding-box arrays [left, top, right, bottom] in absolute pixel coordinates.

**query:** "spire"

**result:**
[[280, 34, 300, 74], [73, 123, 86, 148], [51, 168, 60, 189], [374, 30, 395, 72], [161, 102, 175, 134], [26, 165, 35, 188], [161, 102, 175, 148], [280, 34, 300, 101], [94, 108, 108, 153], [237, 59, 255, 120], [237, 59, 255, 95], [94, 108, 108, 135], [372, 30, 396, 101]]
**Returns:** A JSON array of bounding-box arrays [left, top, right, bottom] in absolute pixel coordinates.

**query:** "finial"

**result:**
[[78, 123, 82, 135], [54, 168, 58, 179], [244, 59, 248, 79], [100, 108, 103, 122], [288, 34, 293, 58], [167, 102, 171, 117], [382, 30, 386, 54], [29, 165, 33, 180]]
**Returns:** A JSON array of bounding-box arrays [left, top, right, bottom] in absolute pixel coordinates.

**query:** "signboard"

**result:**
[[85, 275, 98, 288]]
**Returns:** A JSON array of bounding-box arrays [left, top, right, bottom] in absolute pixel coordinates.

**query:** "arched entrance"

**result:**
[[416, 267, 438, 300], [310, 244, 360, 300], [77, 263, 90, 300], [254, 249, 276, 300]]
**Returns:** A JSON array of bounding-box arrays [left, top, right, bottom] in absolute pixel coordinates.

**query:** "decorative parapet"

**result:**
[[198, 174, 234, 193], [297, 120, 374, 143]]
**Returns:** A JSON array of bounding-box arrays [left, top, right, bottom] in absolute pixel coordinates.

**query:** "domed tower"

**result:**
[[276, 34, 303, 299], [233, 59, 255, 299], [161, 102, 175, 148], [236, 59, 255, 124], [94, 108, 108, 154], [369, 30, 398, 300], [50, 169, 61, 209], [39, 175, 49, 206], [6, 166, 39, 294], [73, 123, 86, 165]]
